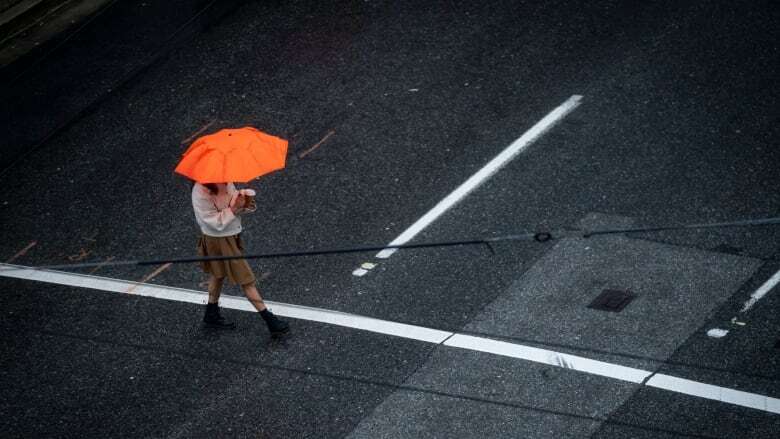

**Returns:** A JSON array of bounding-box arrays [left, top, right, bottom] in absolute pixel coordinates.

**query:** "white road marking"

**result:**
[[352, 262, 378, 277], [443, 334, 651, 383], [740, 268, 780, 313], [712, 268, 780, 339], [261, 301, 452, 343], [706, 328, 729, 338], [646, 374, 780, 414], [128, 262, 172, 293], [371, 95, 582, 261], [0, 263, 451, 344], [2, 261, 778, 415]]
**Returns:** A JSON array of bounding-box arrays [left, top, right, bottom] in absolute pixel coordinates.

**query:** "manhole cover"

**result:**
[[588, 289, 636, 312]]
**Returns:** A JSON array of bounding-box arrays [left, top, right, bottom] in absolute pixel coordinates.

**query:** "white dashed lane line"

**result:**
[[707, 267, 780, 338], [352, 94, 583, 276], [740, 268, 780, 313], [1, 262, 778, 415]]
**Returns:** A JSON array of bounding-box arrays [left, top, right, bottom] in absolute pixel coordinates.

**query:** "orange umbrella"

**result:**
[[174, 127, 288, 183]]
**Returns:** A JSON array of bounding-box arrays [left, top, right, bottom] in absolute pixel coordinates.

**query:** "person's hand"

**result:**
[[229, 193, 246, 213]]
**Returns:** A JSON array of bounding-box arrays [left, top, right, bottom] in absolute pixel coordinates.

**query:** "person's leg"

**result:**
[[204, 276, 235, 329], [240, 282, 267, 311], [242, 282, 289, 336], [207, 275, 224, 304]]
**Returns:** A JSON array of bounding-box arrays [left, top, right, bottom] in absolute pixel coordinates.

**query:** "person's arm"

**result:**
[[227, 184, 247, 214], [192, 188, 239, 232]]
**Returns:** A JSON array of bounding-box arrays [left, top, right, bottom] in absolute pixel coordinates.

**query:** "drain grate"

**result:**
[[775, 339, 780, 349], [588, 289, 636, 312]]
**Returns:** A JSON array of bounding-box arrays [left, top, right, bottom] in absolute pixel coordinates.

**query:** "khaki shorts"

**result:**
[[197, 233, 256, 286]]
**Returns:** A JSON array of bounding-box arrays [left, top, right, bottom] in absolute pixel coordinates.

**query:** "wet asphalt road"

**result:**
[[1, 1, 779, 437]]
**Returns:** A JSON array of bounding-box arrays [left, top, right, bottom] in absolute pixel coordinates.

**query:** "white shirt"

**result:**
[[191, 183, 243, 237]]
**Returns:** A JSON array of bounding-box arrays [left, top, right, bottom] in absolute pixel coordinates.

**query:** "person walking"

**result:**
[[175, 127, 290, 335], [191, 181, 289, 336]]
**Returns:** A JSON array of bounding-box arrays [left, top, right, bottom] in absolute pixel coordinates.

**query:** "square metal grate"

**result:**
[[588, 289, 636, 312]]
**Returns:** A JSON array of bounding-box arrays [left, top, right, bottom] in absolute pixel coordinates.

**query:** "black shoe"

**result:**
[[203, 303, 236, 330], [260, 309, 289, 337]]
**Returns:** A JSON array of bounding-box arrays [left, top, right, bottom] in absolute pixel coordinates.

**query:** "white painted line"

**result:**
[[3, 262, 779, 415], [706, 328, 729, 338], [352, 268, 369, 277], [714, 268, 780, 340], [740, 268, 780, 313], [443, 334, 652, 383], [374, 95, 582, 260], [257, 301, 452, 343], [770, 396, 780, 414], [0, 263, 209, 305], [647, 374, 780, 414], [0, 263, 452, 344]]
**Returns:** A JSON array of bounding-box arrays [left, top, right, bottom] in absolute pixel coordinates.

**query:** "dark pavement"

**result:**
[[1, 1, 778, 437]]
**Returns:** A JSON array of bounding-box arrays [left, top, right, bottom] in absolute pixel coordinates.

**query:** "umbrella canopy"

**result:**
[[175, 127, 288, 183]]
